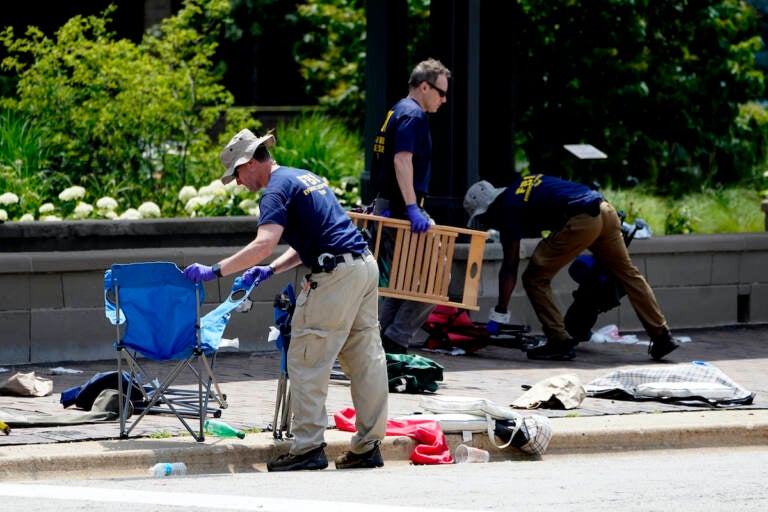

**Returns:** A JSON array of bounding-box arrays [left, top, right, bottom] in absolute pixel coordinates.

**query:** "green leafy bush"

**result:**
[[0, 0, 252, 217], [272, 112, 364, 209]]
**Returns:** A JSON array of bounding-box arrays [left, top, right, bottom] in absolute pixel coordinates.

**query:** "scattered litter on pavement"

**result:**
[[589, 324, 693, 345], [219, 337, 240, 350], [590, 324, 644, 344], [422, 346, 467, 356], [49, 367, 84, 375]]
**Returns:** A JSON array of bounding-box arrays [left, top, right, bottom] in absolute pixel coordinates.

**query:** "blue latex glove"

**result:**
[[486, 309, 511, 335], [406, 204, 430, 233], [183, 263, 217, 283], [379, 209, 391, 218], [242, 265, 274, 288]]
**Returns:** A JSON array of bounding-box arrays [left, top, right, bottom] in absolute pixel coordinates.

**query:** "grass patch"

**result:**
[[603, 186, 764, 235]]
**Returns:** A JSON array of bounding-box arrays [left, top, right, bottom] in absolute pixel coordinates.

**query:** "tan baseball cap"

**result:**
[[220, 129, 276, 184]]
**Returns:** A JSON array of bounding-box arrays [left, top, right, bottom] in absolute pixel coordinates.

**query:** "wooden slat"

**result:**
[[347, 212, 487, 311]]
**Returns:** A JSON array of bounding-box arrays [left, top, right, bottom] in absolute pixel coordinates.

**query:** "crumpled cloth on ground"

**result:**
[[0, 371, 53, 397], [334, 407, 452, 464], [511, 373, 586, 409], [585, 361, 755, 406]]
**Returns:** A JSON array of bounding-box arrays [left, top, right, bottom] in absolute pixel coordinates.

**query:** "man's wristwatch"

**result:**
[[268, 263, 277, 274], [211, 263, 222, 278]]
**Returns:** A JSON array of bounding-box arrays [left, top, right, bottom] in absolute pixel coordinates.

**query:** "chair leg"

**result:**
[[273, 372, 292, 439]]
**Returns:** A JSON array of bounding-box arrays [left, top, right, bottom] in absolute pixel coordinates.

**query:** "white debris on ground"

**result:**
[[590, 324, 692, 345]]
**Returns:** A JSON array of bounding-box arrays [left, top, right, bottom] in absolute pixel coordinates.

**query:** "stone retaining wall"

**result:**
[[1, 219, 767, 364]]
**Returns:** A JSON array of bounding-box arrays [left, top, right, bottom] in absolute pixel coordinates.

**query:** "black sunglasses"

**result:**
[[426, 81, 447, 98]]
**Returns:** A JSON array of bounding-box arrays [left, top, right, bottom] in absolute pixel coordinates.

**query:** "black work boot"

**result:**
[[526, 339, 577, 360], [649, 332, 679, 361], [267, 443, 328, 472], [335, 442, 384, 469]]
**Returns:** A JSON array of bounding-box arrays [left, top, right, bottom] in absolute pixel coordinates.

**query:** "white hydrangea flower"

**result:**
[[246, 206, 260, 216], [198, 182, 226, 197], [119, 208, 142, 220], [73, 202, 94, 219], [0, 192, 20, 205], [238, 198, 258, 211], [96, 196, 118, 211], [39, 202, 55, 214], [58, 185, 86, 201], [138, 201, 161, 218], [184, 196, 211, 213], [103, 210, 118, 219], [0, 209, 7, 221], [41, 215, 62, 221], [178, 186, 197, 203], [18, 213, 35, 222]]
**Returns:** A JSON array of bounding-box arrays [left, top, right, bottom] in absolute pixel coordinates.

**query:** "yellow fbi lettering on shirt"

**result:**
[[373, 110, 395, 155], [298, 173, 329, 195], [515, 174, 543, 202]]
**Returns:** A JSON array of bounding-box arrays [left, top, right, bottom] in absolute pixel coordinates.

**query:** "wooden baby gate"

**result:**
[[347, 212, 487, 311]]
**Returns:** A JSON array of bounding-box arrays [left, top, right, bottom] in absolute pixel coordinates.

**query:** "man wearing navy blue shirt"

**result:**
[[371, 58, 452, 354], [183, 129, 389, 471], [463, 175, 678, 361]]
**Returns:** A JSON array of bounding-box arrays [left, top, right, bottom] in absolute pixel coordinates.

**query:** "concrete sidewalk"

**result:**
[[1, 324, 767, 480]]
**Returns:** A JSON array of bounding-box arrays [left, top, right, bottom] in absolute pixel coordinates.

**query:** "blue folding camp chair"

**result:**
[[104, 261, 255, 441], [271, 282, 295, 439]]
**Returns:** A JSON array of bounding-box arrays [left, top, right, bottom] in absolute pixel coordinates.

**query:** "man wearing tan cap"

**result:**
[[463, 175, 678, 361], [183, 128, 389, 471]]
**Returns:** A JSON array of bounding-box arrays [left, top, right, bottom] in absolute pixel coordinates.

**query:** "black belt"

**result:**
[[311, 249, 371, 273]]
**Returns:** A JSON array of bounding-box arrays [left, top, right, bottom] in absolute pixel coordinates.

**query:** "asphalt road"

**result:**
[[1, 446, 766, 512]]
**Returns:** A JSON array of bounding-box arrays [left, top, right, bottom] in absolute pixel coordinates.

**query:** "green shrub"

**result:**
[[272, 112, 364, 209], [0, 0, 252, 217]]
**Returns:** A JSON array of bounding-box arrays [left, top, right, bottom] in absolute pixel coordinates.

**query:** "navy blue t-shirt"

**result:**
[[257, 166, 368, 267], [371, 97, 432, 215], [499, 174, 604, 243]]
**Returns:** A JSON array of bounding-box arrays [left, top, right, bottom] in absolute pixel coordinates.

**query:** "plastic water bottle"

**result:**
[[149, 462, 187, 477], [204, 419, 246, 439]]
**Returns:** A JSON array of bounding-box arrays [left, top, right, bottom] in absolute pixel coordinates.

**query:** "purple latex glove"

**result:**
[[183, 263, 217, 283], [406, 203, 430, 233], [242, 265, 274, 288]]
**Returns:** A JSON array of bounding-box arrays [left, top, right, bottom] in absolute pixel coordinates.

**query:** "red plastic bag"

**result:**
[[334, 407, 453, 464], [422, 305, 490, 353]]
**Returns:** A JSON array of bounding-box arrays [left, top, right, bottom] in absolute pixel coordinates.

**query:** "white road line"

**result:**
[[0, 483, 473, 512]]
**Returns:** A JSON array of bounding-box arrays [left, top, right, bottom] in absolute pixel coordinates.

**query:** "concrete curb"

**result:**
[[3, 410, 767, 481]]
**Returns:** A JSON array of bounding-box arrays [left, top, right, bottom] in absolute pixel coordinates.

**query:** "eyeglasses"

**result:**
[[426, 81, 447, 98]]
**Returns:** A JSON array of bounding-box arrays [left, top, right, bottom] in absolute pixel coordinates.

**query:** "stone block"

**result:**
[[62, 271, 103, 308], [646, 253, 712, 287], [30, 308, 114, 363], [0, 311, 31, 364], [30, 274, 63, 309], [712, 253, 740, 284], [740, 252, 768, 283], [749, 284, 768, 323], [0, 274, 30, 310], [652, 285, 738, 328]]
